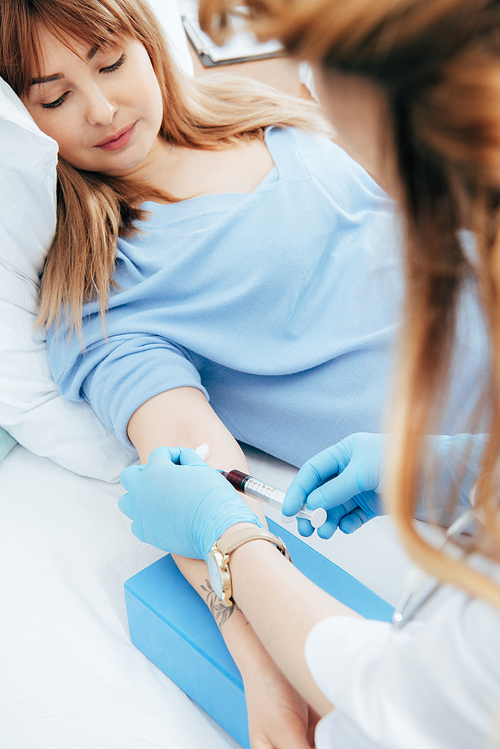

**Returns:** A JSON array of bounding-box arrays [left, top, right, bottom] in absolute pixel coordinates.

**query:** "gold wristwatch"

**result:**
[[207, 527, 291, 606]]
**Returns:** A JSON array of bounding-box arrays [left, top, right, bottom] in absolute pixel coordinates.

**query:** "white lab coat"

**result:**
[[305, 583, 500, 748]]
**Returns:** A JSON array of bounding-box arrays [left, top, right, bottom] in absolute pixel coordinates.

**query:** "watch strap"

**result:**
[[217, 527, 291, 562]]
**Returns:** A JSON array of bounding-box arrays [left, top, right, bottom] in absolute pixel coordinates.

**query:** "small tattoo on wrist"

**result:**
[[201, 579, 238, 629]]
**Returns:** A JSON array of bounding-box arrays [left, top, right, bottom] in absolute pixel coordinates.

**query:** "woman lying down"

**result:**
[[0, 0, 487, 746]]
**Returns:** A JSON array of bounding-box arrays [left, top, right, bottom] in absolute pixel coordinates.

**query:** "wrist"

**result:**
[[218, 522, 261, 543], [228, 538, 287, 609], [229, 537, 282, 568], [207, 526, 290, 607], [203, 509, 263, 559]]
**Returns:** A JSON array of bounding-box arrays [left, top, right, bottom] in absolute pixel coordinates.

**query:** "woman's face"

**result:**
[[23, 27, 165, 177]]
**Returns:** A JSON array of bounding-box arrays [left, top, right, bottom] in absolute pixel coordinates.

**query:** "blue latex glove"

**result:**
[[119, 446, 263, 559], [283, 433, 387, 538], [283, 432, 486, 538]]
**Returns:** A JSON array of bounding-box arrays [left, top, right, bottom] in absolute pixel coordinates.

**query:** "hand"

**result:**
[[283, 433, 387, 538], [119, 446, 263, 559], [243, 657, 318, 749]]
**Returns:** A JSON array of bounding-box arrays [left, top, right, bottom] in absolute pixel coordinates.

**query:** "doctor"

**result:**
[[119, 0, 500, 746]]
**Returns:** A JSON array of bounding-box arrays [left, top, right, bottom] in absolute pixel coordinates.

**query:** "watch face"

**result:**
[[207, 552, 224, 600]]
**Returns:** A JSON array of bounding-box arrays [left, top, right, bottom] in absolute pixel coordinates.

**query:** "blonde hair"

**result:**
[[200, 0, 500, 610], [0, 0, 331, 335]]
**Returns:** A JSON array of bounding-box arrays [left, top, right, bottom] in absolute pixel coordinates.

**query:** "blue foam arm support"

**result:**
[[125, 519, 393, 749]]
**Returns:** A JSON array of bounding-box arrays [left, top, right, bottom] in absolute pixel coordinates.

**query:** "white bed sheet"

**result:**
[[1, 444, 412, 748]]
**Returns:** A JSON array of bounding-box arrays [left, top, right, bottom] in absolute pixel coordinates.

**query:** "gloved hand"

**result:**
[[119, 446, 263, 560], [283, 432, 487, 538], [283, 433, 387, 538]]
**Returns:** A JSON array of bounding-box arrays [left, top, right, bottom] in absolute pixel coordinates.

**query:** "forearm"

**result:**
[[172, 552, 283, 682], [174, 551, 323, 749], [127, 385, 276, 678], [225, 529, 362, 718], [128, 386, 245, 464]]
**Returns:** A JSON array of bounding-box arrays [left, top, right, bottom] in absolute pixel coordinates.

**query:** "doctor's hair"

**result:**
[[200, 0, 500, 609], [0, 0, 330, 337]]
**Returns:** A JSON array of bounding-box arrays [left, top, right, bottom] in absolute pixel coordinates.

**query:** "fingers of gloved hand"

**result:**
[[119, 462, 144, 492], [296, 517, 315, 537], [177, 447, 211, 467], [146, 445, 180, 465], [283, 443, 350, 517], [117, 491, 134, 520], [296, 498, 359, 540], [316, 498, 359, 539], [282, 487, 307, 517], [306, 463, 362, 511], [118, 462, 145, 519], [339, 506, 371, 534]]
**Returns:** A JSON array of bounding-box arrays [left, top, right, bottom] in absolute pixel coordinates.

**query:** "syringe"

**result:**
[[219, 469, 327, 529]]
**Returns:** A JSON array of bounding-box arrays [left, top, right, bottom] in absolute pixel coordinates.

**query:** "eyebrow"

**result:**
[[30, 44, 101, 86], [31, 72, 63, 86]]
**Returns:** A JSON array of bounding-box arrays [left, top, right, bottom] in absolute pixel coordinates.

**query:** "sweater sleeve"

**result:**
[[304, 588, 500, 749], [47, 331, 208, 447], [415, 433, 488, 525]]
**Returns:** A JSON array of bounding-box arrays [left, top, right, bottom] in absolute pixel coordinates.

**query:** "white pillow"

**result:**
[[0, 0, 192, 481], [149, 0, 194, 76]]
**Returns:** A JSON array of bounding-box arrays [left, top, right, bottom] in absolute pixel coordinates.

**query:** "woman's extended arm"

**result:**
[[128, 384, 260, 627], [127, 386, 249, 469], [222, 528, 359, 717], [119, 447, 363, 720], [127, 386, 320, 749], [127, 384, 263, 627]]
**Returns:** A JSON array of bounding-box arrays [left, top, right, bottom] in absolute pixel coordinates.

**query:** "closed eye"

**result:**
[[40, 53, 125, 109], [100, 53, 126, 74], [42, 92, 69, 110]]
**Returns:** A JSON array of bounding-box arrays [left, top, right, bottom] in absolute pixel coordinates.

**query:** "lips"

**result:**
[[95, 121, 136, 151]]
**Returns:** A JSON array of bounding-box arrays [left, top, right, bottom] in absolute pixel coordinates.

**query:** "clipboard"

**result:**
[[182, 13, 283, 67]]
